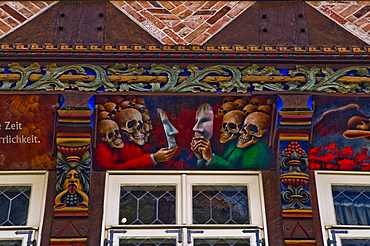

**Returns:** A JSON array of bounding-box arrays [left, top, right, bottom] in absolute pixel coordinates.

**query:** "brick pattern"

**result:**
[[111, 1, 254, 45], [0, 1, 57, 38], [307, 1, 370, 45]]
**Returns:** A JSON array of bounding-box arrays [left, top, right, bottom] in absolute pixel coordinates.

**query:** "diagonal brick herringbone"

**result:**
[[0, 1, 57, 38], [308, 1, 370, 45], [111, 1, 255, 45]]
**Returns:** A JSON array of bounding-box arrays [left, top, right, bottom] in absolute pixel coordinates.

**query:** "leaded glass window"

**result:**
[[0, 186, 31, 226], [341, 238, 370, 246], [119, 238, 176, 246], [193, 185, 249, 224], [0, 240, 22, 246], [332, 185, 370, 225], [194, 238, 251, 246]]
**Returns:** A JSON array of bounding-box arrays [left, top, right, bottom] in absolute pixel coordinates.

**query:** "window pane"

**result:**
[[193, 185, 249, 224], [119, 238, 176, 246], [341, 238, 370, 246], [332, 185, 370, 225], [0, 240, 22, 246], [194, 238, 250, 246], [0, 186, 31, 226], [119, 185, 176, 225]]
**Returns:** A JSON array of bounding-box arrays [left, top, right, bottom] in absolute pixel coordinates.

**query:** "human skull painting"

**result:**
[[237, 112, 271, 148], [115, 108, 145, 146], [98, 119, 124, 149], [220, 110, 246, 143], [217, 102, 238, 118]]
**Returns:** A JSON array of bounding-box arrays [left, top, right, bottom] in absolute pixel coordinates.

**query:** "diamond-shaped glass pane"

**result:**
[[341, 238, 370, 246], [0, 240, 22, 246], [119, 186, 176, 225], [0, 186, 31, 226], [193, 185, 249, 224], [194, 238, 250, 246], [119, 238, 176, 246], [332, 185, 370, 225]]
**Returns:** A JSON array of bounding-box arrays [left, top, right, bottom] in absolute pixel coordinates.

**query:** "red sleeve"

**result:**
[[95, 141, 155, 170]]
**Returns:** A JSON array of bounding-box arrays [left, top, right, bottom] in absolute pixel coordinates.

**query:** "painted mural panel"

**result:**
[[94, 95, 275, 170], [310, 96, 370, 171], [0, 95, 58, 170]]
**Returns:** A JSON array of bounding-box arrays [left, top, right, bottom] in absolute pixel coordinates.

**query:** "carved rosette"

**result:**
[[280, 141, 311, 210]]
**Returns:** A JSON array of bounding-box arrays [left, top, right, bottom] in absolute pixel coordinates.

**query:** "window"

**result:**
[[103, 171, 267, 246], [0, 171, 48, 246], [315, 171, 370, 246]]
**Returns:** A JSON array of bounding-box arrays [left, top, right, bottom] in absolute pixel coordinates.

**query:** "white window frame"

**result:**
[[103, 170, 268, 246], [315, 170, 370, 246], [0, 171, 48, 246]]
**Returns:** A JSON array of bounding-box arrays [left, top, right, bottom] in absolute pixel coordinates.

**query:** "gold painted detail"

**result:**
[[280, 172, 309, 180], [0, 63, 369, 93]]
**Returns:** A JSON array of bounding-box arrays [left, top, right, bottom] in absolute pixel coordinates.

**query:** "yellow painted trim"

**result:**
[[285, 240, 316, 244], [279, 136, 309, 141], [50, 238, 87, 242], [58, 119, 91, 123], [283, 209, 312, 213], [58, 110, 92, 115], [54, 207, 89, 212], [56, 138, 90, 144], [280, 111, 313, 115], [280, 121, 311, 125]]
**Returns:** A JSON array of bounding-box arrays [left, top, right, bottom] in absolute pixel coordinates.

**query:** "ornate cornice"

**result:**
[[1, 63, 369, 93]]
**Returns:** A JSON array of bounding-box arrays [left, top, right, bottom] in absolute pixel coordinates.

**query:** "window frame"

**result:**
[[0, 171, 48, 246], [103, 170, 268, 246], [315, 170, 370, 246]]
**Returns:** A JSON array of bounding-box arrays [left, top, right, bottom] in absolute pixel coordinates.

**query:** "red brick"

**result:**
[[1, 4, 26, 23], [163, 20, 181, 28], [363, 23, 370, 32], [157, 1, 175, 10], [354, 17, 368, 27], [184, 23, 210, 43], [19, 2, 41, 14], [201, 1, 217, 10], [194, 10, 216, 15], [207, 5, 231, 24], [187, 2, 206, 11], [4, 16, 19, 28], [18, 7, 33, 18], [141, 10, 165, 28], [31, 1, 47, 9], [148, 8, 172, 14], [332, 4, 348, 13], [354, 6, 370, 18], [207, 16, 231, 35], [161, 36, 175, 45], [213, 1, 229, 10], [323, 8, 347, 25], [163, 28, 186, 44], [154, 14, 180, 21], [339, 5, 362, 17], [308, 1, 321, 7], [178, 27, 191, 37], [0, 19, 11, 32], [137, 1, 154, 8], [0, 11, 9, 19], [192, 33, 210, 45], [127, 2, 143, 11], [44, 1, 56, 5], [171, 5, 187, 15], [183, 21, 203, 29], [173, 22, 186, 32], [178, 9, 193, 19], [228, 2, 253, 18], [346, 15, 356, 22], [122, 5, 145, 22]]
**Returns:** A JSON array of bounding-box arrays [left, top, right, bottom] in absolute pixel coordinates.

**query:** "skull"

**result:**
[[258, 105, 272, 116], [222, 96, 237, 104], [98, 111, 111, 121], [111, 95, 124, 105], [98, 120, 124, 149], [266, 98, 273, 107], [96, 96, 109, 105], [250, 97, 261, 106], [217, 102, 238, 118], [115, 108, 145, 146], [242, 104, 258, 116], [97, 104, 105, 112], [234, 99, 247, 111], [220, 110, 246, 143], [237, 112, 271, 148], [135, 104, 149, 114], [104, 102, 121, 116], [142, 113, 152, 142], [125, 95, 136, 102], [136, 97, 146, 106], [120, 100, 136, 109]]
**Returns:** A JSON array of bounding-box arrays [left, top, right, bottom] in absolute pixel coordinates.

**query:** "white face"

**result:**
[[193, 104, 214, 140]]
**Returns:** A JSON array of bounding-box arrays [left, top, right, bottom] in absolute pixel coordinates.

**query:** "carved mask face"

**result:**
[[62, 169, 83, 192], [98, 119, 124, 148], [115, 108, 145, 146], [193, 103, 214, 140], [237, 112, 270, 148], [220, 110, 246, 143], [157, 108, 179, 149]]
